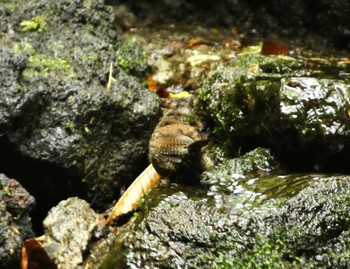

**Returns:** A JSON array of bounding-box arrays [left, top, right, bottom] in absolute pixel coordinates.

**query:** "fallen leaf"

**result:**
[[21, 237, 57, 269], [261, 38, 288, 55]]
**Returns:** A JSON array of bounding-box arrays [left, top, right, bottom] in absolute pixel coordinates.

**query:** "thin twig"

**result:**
[[106, 62, 116, 91]]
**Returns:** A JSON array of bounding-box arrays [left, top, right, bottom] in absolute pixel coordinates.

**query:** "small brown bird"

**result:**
[[149, 115, 202, 176], [105, 113, 203, 225]]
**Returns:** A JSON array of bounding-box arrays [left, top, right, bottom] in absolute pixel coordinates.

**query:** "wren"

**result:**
[[106, 111, 206, 224], [148, 114, 203, 177]]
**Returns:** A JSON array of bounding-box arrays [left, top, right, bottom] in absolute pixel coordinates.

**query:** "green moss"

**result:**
[[196, 74, 281, 151], [82, 54, 101, 68], [12, 41, 36, 55], [63, 122, 76, 132], [219, 51, 309, 81], [116, 42, 148, 75], [20, 15, 47, 32], [2, 186, 11, 196], [0, 3, 16, 11], [330, 180, 350, 225], [12, 42, 74, 79], [214, 230, 302, 269], [23, 54, 73, 78]]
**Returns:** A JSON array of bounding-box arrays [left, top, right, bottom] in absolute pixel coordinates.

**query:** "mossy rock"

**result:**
[[195, 53, 350, 172], [95, 148, 350, 268]]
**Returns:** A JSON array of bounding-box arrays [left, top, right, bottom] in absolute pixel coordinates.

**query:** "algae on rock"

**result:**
[[195, 53, 350, 172]]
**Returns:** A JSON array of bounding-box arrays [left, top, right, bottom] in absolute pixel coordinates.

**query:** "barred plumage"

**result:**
[[105, 118, 202, 225]]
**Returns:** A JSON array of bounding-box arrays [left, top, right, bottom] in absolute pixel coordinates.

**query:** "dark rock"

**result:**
[[0, 70, 160, 206], [96, 158, 350, 268], [0, 173, 35, 269], [0, 47, 27, 135], [195, 54, 350, 172], [91, 147, 278, 268], [0, 0, 161, 214]]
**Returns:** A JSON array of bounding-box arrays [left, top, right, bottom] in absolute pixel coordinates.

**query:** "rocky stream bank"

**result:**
[[0, 0, 349, 268]]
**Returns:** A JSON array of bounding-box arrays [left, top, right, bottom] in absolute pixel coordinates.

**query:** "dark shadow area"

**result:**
[[0, 136, 87, 235], [231, 131, 350, 174], [106, 0, 350, 52]]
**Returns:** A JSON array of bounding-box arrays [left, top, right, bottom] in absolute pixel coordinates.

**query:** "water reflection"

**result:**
[[206, 174, 330, 211]]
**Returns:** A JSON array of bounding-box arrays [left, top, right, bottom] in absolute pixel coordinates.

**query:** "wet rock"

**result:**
[[1, 70, 160, 206], [41, 197, 99, 269], [0, 173, 35, 269], [201, 147, 281, 208], [96, 162, 350, 268], [0, 47, 27, 135], [121, 194, 225, 269], [0, 0, 161, 210], [116, 42, 149, 76], [195, 53, 350, 172], [92, 148, 277, 268]]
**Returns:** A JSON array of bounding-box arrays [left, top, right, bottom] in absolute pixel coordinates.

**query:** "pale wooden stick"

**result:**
[[106, 62, 115, 91], [105, 164, 162, 225]]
